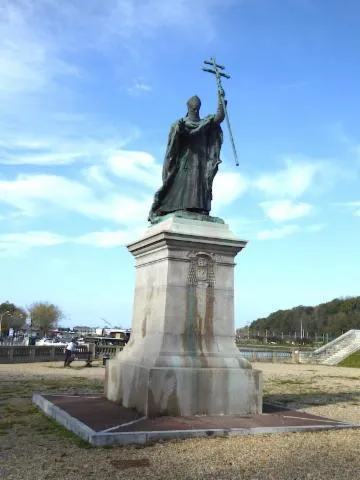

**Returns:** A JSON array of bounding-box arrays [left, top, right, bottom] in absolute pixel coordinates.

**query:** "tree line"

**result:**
[[248, 296, 360, 338], [0, 301, 64, 335]]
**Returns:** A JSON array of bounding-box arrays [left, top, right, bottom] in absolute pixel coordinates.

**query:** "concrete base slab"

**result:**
[[105, 362, 262, 416], [32, 393, 360, 447]]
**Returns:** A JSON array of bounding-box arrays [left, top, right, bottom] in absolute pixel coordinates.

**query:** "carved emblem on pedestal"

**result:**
[[187, 252, 217, 287]]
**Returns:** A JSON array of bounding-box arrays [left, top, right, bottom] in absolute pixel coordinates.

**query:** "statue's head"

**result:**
[[186, 95, 201, 116]]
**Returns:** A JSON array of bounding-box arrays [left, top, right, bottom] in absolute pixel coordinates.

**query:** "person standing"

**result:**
[[64, 338, 78, 367]]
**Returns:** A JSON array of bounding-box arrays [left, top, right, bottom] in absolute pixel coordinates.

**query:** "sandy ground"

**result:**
[[1, 361, 360, 480]]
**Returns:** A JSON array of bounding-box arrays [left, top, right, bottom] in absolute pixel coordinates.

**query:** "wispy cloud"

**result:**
[[0, 153, 333, 244], [75, 227, 146, 247], [82, 165, 113, 188], [257, 224, 300, 240], [0, 174, 151, 224], [252, 158, 322, 198], [127, 81, 152, 97], [0, 227, 145, 257], [0, 231, 68, 257], [259, 199, 313, 222], [0, 128, 140, 166], [212, 171, 248, 210], [306, 223, 326, 232], [257, 223, 324, 241], [0, 1, 79, 101], [0, 0, 230, 173], [108, 150, 162, 189], [1, 0, 229, 101], [342, 201, 360, 216], [327, 123, 360, 168]]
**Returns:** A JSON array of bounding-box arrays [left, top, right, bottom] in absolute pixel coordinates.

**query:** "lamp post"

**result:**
[[0, 311, 10, 338]]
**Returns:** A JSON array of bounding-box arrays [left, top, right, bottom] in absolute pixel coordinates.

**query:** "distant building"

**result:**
[[73, 326, 96, 336]]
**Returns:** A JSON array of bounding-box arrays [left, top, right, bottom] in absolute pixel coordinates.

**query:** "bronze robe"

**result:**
[[149, 115, 223, 223]]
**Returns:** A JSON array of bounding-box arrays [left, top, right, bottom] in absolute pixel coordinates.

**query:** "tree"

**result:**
[[0, 302, 27, 334], [28, 302, 64, 332], [8, 308, 27, 330], [249, 296, 360, 338]]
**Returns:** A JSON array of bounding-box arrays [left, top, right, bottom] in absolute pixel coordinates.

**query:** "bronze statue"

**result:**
[[148, 58, 237, 224]]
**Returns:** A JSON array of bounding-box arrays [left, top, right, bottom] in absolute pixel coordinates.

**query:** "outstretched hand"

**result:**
[[178, 118, 186, 132]]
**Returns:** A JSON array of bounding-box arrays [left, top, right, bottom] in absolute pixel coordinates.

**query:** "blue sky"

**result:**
[[0, 0, 359, 329]]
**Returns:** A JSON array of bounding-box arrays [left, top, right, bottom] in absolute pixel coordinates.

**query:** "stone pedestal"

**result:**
[[104, 215, 262, 416]]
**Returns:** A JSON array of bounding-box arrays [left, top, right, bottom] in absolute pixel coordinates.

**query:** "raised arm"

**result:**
[[214, 88, 227, 124]]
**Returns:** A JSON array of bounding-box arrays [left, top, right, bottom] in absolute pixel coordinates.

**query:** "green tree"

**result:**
[[28, 302, 64, 332], [0, 302, 27, 334], [249, 296, 360, 337], [8, 308, 27, 331]]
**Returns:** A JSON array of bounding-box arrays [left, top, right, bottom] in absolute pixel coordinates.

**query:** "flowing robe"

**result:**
[[148, 114, 223, 223]]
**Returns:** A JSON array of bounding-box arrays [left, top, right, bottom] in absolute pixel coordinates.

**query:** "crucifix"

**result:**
[[202, 58, 239, 166]]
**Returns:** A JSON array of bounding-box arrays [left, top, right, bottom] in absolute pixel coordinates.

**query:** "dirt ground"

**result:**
[[1, 361, 359, 480]]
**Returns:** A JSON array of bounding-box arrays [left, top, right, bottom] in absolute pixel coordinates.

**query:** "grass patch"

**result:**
[[0, 377, 103, 401], [339, 351, 360, 368], [273, 378, 309, 385], [0, 400, 92, 447], [0, 373, 103, 447], [33, 413, 93, 448]]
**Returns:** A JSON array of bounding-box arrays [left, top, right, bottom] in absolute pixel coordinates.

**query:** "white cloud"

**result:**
[[343, 201, 360, 216], [221, 216, 263, 240], [82, 165, 113, 188], [257, 225, 300, 240], [259, 200, 313, 222], [0, 226, 149, 256], [212, 171, 248, 209], [104, 0, 232, 41], [108, 150, 162, 189], [75, 230, 132, 247], [75, 227, 146, 247], [0, 2, 79, 100], [253, 158, 322, 198], [0, 131, 139, 166], [0, 0, 230, 100], [0, 0, 232, 173], [127, 81, 152, 96], [0, 231, 67, 257], [257, 223, 326, 241], [306, 223, 326, 232], [0, 174, 151, 224]]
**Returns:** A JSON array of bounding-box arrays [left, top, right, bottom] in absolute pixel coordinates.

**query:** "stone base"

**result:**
[[105, 361, 262, 417], [104, 215, 263, 416]]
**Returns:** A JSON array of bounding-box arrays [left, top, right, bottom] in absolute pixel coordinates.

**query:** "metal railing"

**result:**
[[239, 349, 293, 362], [0, 345, 90, 363], [0, 344, 309, 364]]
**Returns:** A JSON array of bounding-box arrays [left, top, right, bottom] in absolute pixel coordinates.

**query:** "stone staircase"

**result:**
[[311, 329, 360, 365]]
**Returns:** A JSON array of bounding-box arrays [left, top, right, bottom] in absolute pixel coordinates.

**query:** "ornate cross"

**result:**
[[202, 58, 239, 166]]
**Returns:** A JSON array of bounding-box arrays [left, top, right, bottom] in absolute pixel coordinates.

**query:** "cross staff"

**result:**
[[202, 57, 239, 166]]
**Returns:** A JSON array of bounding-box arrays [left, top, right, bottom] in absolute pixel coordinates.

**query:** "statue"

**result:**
[[148, 58, 238, 224], [148, 92, 226, 223]]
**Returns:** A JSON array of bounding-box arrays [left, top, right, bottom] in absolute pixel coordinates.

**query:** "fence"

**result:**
[[239, 349, 293, 363], [0, 344, 124, 364], [0, 343, 312, 364], [0, 345, 69, 363]]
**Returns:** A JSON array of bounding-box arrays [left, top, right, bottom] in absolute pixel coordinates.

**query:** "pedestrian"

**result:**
[[64, 338, 78, 367]]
